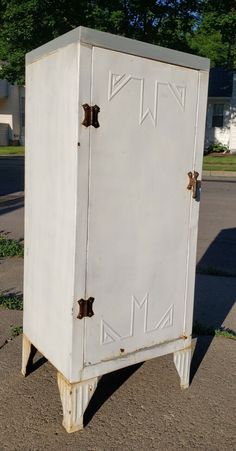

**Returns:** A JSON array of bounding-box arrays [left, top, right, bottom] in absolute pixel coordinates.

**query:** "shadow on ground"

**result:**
[[197, 227, 236, 274], [84, 362, 143, 426], [191, 227, 236, 383], [0, 156, 24, 196]]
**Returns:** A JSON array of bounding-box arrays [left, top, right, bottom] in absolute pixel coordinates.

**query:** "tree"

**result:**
[[0, 0, 201, 84], [0, 0, 90, 84], [188, 0, 236, 68]]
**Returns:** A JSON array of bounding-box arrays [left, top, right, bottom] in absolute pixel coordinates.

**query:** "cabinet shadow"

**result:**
[[84, 362, 142, 427], [191, 227, 236, 382]]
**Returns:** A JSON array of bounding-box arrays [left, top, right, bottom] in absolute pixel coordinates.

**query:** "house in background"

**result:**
[[205, 67, 236, 153], [0, 79, 25, 146], [1, 67, 236, 151]]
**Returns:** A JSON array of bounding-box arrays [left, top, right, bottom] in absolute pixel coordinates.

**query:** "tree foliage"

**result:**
[[188, 0, 236, 68], [0, 0, 235, 84]]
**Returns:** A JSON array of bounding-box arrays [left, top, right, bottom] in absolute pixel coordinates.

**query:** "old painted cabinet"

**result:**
[[22, 27, 209, 432]]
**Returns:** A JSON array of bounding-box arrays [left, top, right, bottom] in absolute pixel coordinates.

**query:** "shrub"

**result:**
[[0, 234, 24, 257], [207, 142, 229, 154]]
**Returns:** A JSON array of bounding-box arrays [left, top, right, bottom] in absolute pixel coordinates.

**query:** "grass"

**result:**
[[0, 146, 24, 156], [193, 321, 236, 340], [203, 154, 236, 172], [0, 234, 24, 257], [11, 326, 23, 337], [0, 294, 23, 310]]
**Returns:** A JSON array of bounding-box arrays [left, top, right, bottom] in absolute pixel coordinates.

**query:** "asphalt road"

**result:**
[[0, 157, 235, 450], [0, 156, 24, 196]]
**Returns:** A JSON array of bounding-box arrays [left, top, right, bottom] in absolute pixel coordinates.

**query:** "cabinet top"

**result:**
[[26, 26, 209, 71]]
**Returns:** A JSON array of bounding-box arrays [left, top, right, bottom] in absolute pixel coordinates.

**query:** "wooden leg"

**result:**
[[57, 372, 98, 433], [22, 334, 31, 376], [173, 346, 192, 389], [21, 334, 35, 376]]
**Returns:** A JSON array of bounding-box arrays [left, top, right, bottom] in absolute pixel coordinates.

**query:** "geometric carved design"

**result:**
[[108, 72, 132, 100], [101, 293, 174, 344], [131, 294, 174, 334], [173, 346, 191, 389], [154, 303, 174, 331], [130, 293, 149, 334], [57, 372, 98, 433], [168, 83, 186, 110], [101, 319, 121, 344], [139, 80, 159, 126], [108, 70, 186, 127]]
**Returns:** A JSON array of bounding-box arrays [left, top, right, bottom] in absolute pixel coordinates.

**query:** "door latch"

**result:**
[[82, 104, 100, 128], [77, 297, 95, 319], [187, 171, 201, 199]]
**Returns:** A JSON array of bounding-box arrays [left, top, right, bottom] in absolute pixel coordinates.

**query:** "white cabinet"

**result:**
[[22, 27, 209, 432]]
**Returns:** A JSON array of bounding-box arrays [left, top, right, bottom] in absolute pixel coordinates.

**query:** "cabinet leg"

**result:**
[[173, 346, 191, 389], [21, 334, 36, 376], [57, 372, 98, 433]]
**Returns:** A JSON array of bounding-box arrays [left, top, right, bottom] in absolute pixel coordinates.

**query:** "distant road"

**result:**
[[0, 156, 24, 196]]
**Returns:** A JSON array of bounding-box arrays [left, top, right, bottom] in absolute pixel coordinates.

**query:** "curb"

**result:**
[[202, 170, 236, 178], [0, 157, 235, 179], [0, 155, 24, 159]]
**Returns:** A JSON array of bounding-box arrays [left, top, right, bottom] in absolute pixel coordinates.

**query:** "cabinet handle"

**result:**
[[187, 171, 201, 199]]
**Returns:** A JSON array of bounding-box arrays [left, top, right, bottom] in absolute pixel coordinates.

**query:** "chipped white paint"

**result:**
[[57, 372, 98, 433], [23, 26, 209, 433], [173, 347, 192, 389]]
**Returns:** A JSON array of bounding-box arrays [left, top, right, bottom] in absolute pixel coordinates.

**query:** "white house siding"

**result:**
[[205, 99, 231, 149], [0, 82, 25, 145], [229, 73, 236, 152], [0, 113, 13, 130], [205, 71, 236, 152], [0, 123, 9, 145]]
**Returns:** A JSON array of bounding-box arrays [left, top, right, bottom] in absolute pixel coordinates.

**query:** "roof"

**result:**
[[208, 67, 234, 97], [26, 26, 209, 71]]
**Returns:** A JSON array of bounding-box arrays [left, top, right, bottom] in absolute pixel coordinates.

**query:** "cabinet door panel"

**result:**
[[84, 47, 199, 365]]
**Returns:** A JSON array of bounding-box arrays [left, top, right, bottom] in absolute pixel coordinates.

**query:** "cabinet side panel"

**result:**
[[24, 43, 79, 378]]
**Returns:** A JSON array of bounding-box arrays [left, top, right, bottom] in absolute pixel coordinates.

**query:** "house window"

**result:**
[[212, 103, 224, 127]]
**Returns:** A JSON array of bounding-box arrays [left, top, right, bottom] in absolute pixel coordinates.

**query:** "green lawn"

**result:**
[[0, 146, 25, 156], [0, 147, 235, 171], [203, 154, 236, 172]]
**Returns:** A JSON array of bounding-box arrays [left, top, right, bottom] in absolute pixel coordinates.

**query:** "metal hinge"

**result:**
[[82, 104, 100, 128], [77, 297, 95, 319]]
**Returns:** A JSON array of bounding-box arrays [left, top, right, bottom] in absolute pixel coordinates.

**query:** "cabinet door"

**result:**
[[84, 46, 204, 366]]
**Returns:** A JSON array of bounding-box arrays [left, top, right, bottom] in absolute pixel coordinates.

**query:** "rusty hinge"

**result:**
[[82, 104, 100, 128], [187, 171, 201, 199], [77, 297, 95, 319]]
